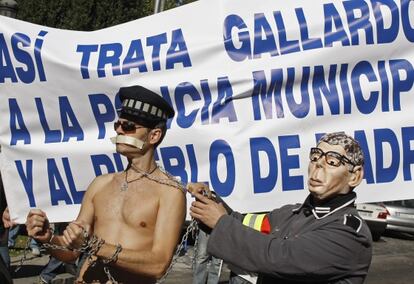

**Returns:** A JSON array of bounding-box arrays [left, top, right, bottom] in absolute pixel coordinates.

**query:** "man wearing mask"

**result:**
[[189, 132, 372, 284]]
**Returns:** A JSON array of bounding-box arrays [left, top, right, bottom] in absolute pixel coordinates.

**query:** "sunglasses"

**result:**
[[114, 120, 145, 132]]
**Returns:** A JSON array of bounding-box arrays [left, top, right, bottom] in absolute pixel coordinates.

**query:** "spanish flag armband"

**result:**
[[242, 213, 271, 234]]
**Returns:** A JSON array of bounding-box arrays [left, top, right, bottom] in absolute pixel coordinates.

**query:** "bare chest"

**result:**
[[93, 182, 160, 229]]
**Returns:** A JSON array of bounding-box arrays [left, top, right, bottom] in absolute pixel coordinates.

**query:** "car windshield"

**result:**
[[384, 199, 414, 208]]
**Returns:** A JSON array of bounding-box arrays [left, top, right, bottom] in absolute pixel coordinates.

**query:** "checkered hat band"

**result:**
[[123, 99, 166, 119]]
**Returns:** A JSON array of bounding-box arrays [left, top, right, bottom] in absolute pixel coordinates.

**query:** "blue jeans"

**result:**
[[192, 230, 222, 284], [40, 256, 64, 283], [7, 225, 19, 247]]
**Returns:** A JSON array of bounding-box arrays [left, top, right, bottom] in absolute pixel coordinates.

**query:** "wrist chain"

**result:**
[[85, 235, 105, 267], [42, 229, 120, 283], [103, 244, 122, 264], [42, 227, 90, 252]]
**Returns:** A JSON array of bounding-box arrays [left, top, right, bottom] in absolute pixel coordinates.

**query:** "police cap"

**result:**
[[118, 85, 175, 128]]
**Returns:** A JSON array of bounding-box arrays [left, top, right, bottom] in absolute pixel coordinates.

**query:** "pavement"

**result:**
[[10, 246, 231, 284], [8, 232, 414, 283], [364, 232, 414, 284]]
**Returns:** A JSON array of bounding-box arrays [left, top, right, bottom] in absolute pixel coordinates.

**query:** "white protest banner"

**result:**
[[1, 0, 414, 223]]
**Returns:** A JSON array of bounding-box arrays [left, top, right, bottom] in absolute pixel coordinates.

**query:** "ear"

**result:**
[[148, 128, 162, 145], [348, 165, 364, 188]]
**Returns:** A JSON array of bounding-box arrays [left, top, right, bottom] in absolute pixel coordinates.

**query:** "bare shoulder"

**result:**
[[86, 172, 120, 196], [156, 169, 186, 200], [155, 170, 186, 223]]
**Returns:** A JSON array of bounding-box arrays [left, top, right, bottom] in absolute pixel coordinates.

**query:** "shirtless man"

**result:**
[[25, 85, 186, 283]]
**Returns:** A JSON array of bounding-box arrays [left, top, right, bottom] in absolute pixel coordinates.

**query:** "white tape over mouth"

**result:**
[[110, 135, 145, 150]]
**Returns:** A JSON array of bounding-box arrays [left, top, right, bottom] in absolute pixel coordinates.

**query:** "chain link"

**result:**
[[41, 228, 90, 252], [103, 266, 119, 284], [14, 236, 31, 272], [131, 164, 187, 194], [192, 225, 200, 270], [157, 219, 199, 284]]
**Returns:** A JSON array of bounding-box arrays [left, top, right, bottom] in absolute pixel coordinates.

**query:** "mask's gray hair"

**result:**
[[318, 132, 364, 166]]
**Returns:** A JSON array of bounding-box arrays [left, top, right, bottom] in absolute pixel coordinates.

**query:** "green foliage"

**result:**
[[15, 0, 195, 31], [8, 235, 28, 257], [163, 0, 195, 11]]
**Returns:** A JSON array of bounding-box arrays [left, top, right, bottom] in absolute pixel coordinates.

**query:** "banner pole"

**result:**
[[153, 0, 165, 14]]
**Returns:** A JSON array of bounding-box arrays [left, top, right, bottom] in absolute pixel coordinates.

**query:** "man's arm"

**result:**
[[96, 187, 186, 278], [208, 214, 371, 281], [26, 175, 100, 262]]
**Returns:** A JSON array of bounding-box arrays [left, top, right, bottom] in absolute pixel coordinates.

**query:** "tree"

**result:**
[[15, 0, 196, 31]]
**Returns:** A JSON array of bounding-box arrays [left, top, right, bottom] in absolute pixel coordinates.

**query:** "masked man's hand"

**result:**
[[190, 191, 227, 229]]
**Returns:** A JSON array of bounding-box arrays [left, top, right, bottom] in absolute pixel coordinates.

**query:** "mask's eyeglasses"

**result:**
[[114, 120, 145, 132], [309, 147, 356, 172]]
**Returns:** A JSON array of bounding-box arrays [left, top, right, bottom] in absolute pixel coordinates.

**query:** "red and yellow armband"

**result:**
[[242, 213, 271, 234]]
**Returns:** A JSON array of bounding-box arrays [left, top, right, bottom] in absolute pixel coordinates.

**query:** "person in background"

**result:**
[[192, 228, 222, 284], [0, 173, 12, 284]]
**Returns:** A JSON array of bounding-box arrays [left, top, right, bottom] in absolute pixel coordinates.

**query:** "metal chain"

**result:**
[[14, 227, 56, 272], [103, 266, 119, 284], [192, 225, 200, 269], [42, 231, 120, 283], [102, 244, 122, 264], [42, 227, 90, 252], [157, 219, 199, 284], [131, 164, 187, 194], [14, 236, 31, 272]]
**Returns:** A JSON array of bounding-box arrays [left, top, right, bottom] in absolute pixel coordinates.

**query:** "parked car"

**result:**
[[382, 199, 414, 234], [355, 203, 389, 241]]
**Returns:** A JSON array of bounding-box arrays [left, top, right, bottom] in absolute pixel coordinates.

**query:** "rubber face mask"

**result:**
[[110, 135, 145, 150]]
